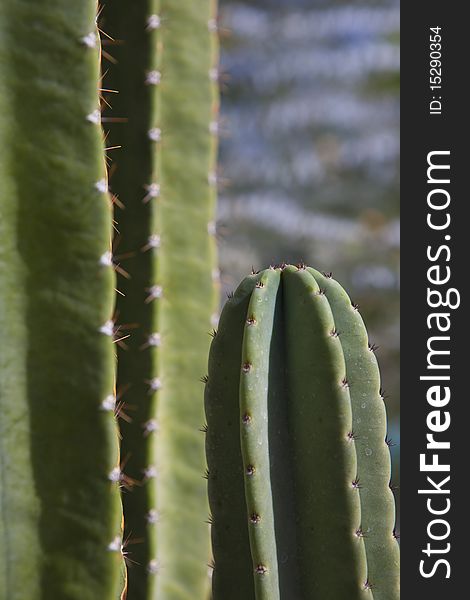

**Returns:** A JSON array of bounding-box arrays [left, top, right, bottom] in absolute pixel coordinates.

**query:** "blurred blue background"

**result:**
[[217, 0, 400, 515]]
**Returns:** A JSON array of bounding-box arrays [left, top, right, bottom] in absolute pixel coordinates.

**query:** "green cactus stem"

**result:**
[[0, 1, 123, 599], [102, 1, 220, 598], [205, 265, 399, 600], [100, 3, 155, 597]]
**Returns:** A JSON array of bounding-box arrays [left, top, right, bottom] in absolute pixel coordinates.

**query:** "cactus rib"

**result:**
[[149, 2, 219, 597], [239, 268, 282, 599], [101, 1, 156, 596], [307, 268, 400, 600], [205, 275, 260, 600], [282, 266, 369, 599], [0, 1, 123, 599]]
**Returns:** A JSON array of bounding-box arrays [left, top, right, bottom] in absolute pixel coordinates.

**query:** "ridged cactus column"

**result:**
[[0, 2, 123, 599], [102, 1, 220, 598], [100, 2, 155, 597], [205, 265, 399, 600], [147, 2, 219, 596]]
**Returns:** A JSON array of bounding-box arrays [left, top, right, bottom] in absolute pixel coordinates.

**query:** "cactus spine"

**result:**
[[0, 1, 123, 599], [205, 265, 399, 600], [103, 1, 219, 598]]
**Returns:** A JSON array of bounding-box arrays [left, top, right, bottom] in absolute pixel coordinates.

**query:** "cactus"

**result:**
[[102, 0, 219, 598], [0, 1, 123, 599], [0, 1, 399, 599], [204, 265, 400, 600]]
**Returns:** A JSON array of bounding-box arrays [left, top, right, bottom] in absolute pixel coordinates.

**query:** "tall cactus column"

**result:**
[[0, 2, 123, 599], [102, 1, 220, 598], [147, 1, 220, 596], [205, 265, 399, 600]]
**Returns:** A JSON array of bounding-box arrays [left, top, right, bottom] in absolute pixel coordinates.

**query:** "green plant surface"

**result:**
[[306, 267, 399, 600], [239, 268, 282, 599], [204, 265, 399, 600], [100, 2, 155, 597], [0, 1, 123, 599], [148, 2, 219, 597], [102, 1, 219, 598], [204, 275, 259, 600]]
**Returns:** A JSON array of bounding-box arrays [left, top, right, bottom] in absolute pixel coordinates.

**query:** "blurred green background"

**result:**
[[217, 0, 400, 515]]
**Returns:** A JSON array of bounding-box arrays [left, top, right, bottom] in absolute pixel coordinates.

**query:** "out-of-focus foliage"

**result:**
[[217, 0, 400, 520], [218, 0, 399, 419]]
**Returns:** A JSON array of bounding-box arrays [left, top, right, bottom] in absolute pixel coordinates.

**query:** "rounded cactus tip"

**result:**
[[205, 263, 399, 597]]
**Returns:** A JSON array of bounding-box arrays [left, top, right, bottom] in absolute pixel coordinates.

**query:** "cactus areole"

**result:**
[[204, 265, 400, 600]]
